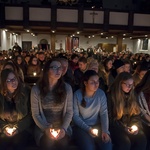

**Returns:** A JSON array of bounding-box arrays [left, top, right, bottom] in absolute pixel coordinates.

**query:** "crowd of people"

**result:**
[[0, 48, 149, 150]]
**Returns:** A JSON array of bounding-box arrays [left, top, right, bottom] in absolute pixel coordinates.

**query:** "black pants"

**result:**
[[40, 133, 69, 150], [0, 130, 30, 150], [142, 123, 150, 150], [110, 127, 147, 150]]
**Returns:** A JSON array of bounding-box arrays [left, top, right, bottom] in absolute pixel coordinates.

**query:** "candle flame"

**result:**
[[131, 125, 138, 132], [33, 72, 37, 76], [50, 129, 60, 138], [92, 129, 98, 136], [5, 127, 16, 135]]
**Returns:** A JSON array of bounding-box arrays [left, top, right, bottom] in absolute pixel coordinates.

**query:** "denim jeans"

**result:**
[[72, 126, 112, 150]]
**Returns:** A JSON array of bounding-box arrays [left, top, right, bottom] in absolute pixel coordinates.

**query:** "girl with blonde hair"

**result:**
[[107, 72, 147, 150]]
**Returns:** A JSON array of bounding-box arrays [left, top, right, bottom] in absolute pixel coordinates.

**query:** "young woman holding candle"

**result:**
[[107, 72, 147, 150], [0, 69, 32, 150], [73, 70, 112, 150], [27, 56, 42, 77], [31, 58, 73, 150], [135, 70, 150, 149]]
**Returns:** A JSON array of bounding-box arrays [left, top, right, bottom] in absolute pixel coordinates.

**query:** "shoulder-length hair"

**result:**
[[0, 69, 21, 97], [135, 70, 150, 94], [80, 70, 99, 107], [110, 72, 140, 120], [38, 58, 66, 103]]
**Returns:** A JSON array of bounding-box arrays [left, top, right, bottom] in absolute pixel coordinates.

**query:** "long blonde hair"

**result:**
[[110, 72, 140, 120]]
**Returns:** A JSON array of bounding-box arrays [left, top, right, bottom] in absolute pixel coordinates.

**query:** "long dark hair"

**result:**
[[0, 69, 21, 97], [135, 70, 150, 94], [38, 58, 66, 104], [81, 70, 99, 107]]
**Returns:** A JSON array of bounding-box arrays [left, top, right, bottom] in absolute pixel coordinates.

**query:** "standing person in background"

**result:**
[[73, 70, 112, 150], [107, 72, 147, 150], [31, 58, 73, 150], [12, 43, 22, 55], [135, 70, 150, 150], [0, 69, 32, 150]]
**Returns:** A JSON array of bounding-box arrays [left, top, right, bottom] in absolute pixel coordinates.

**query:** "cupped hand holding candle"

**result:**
[[90, 128, 98, 137], [131, 125, 138, 132], [128, 125, 138, 135], [5, 126, 17, 136], [92, 129, 98, 136], [50, 129, 60, 138]]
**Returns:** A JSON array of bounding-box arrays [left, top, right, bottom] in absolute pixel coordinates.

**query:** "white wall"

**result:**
[[0, 29, 150, 54]]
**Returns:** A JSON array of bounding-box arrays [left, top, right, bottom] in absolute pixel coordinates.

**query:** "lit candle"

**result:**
[[5, 127, 16, 135], [131, 125, 138, 132], [50, 129, 60, 138], [33, 72, 37, 76], [92, 129, 98, 136]]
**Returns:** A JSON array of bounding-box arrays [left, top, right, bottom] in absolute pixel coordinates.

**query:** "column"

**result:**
[[51, 34, 55, 53], [116, 36, 123, 52]]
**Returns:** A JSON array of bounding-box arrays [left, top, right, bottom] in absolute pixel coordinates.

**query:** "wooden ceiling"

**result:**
[[5, 25, 150, 40]]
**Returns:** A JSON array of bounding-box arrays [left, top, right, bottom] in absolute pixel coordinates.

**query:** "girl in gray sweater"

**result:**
[[31, 58, 73, 150]]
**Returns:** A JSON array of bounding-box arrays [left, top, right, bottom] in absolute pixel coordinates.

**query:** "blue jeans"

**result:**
[[73, 126, 112, 150]]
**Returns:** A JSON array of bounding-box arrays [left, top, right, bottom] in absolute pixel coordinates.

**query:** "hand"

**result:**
[[127, 127, 139, 135], [3, 127, 18, 137], [56, 128, 66, 140], [102, 132, 111, 143], [45, 128, 55, 140], [89, 128, 97, 137], [11, 129, 18, 136]]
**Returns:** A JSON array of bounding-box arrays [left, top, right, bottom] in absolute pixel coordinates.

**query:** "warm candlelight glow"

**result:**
[[5, 127, 16, 135], [50, 129, 60, 138], [131, 125, 138, 132], [33, 72, 37, 76], [92, 129, 98, 136]]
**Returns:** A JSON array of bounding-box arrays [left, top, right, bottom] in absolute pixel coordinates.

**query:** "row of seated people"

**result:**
[[0, 58, 150, 150], [0, 51, 149, 91]]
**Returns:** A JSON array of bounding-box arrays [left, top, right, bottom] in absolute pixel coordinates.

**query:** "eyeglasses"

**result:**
[[6, 77, 17, 84], [49, 66, 62, 71], [122, 82, 133, 88]]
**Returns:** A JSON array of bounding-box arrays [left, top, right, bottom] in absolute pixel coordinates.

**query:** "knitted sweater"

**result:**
[[31, 83, 73, 145]]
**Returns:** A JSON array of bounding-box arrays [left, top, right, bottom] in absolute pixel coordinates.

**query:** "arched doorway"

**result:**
[[38, 39, 50, 50]]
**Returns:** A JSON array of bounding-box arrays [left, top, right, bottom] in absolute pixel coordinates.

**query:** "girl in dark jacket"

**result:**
[[0, 69, 33, 150], [107, 72, 147, 150]]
